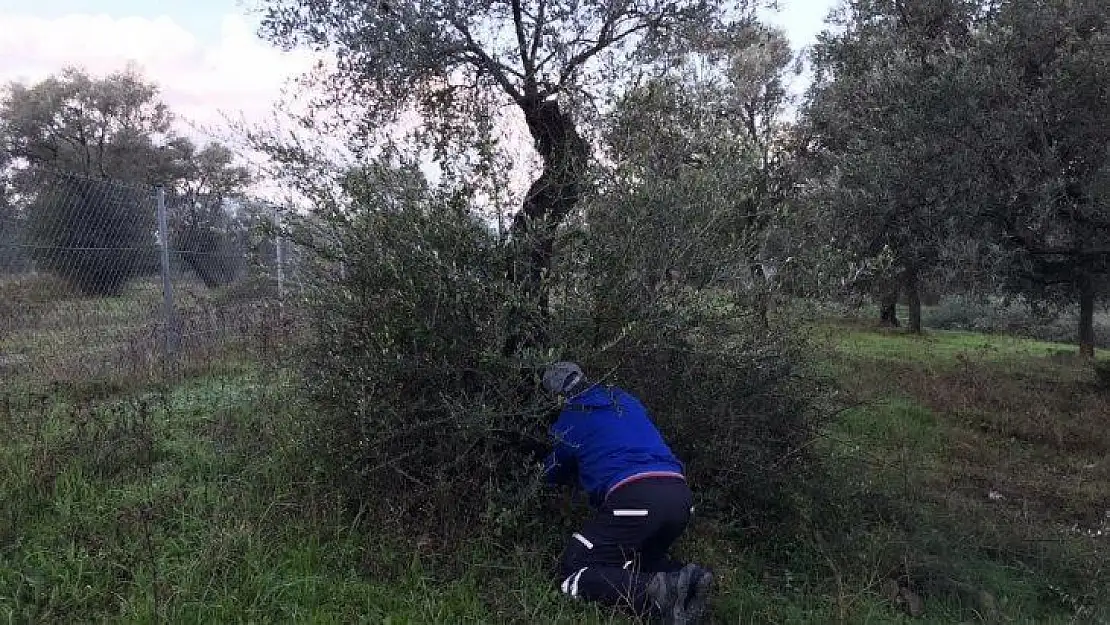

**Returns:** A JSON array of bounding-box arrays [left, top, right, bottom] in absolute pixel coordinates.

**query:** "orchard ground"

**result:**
[[1, 297, 1108, 623]]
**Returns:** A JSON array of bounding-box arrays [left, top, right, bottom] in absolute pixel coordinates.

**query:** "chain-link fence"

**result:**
[[0, 167, 300, 387]]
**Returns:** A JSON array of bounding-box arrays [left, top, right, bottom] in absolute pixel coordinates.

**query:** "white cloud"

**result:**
[[0, 11, 316, 142]]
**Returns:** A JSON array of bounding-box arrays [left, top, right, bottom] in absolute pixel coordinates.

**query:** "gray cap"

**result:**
[[542, 361, 584, 396]]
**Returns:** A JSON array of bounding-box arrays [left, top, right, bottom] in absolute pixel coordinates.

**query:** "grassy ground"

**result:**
[[805, 322, 1109, 623], [2, 322, 1108, 623], [0, 273, 284, 384]]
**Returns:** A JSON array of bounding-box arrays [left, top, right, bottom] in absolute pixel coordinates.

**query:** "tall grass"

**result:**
[[2, 322, 1107, 623], [0, 274, 293, 388]]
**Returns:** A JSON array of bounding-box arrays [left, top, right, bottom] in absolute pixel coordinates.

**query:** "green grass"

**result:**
[[808, 323, 1109, 623], [3, 321, 1109, 623], [0, 367, 626, 624], [820, 323, 1109, 365], [0, 274, 280, 386]]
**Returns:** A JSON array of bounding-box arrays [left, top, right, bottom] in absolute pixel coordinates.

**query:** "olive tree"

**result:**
[[968, 0, 1109, 358], [798, 0, 984, 332], [1, 67, 253, 291], [258, 0, 756, 351], [249, 2, 825, 544]]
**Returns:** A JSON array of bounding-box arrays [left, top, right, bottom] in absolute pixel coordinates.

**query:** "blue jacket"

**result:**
[[543, 384, 684, 507]]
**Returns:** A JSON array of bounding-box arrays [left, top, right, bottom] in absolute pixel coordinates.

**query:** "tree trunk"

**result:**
[[751, 261, 769, 328], [906, 268, 922, 334], [1079, 275, 1096, 360], [879, 291, 900, 328], [503, 96, 590, 355]]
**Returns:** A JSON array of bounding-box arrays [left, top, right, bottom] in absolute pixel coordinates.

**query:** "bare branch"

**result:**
[[535, 34, 592, 74], [557, 14, 656, 91], [450, 16, 524, 102], [530, 0, 547, 70], [511, 0, 537, 93]]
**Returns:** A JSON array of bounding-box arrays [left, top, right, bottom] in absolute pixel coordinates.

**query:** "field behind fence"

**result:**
[[0, 168, 300, 388]]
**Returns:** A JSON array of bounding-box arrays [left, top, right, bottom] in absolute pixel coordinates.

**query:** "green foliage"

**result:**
[[166, 141, 253, 288], [583, 321, 815, 527], [258, 0, 734, 137], [257, 0, 766, 346], [291, 137, 819, 550], [962, 0, 1110, 354], [296, 169, 553, 542], [797, 0, 985, 328], [3, 326, 1110, 622], [0, 65, 174, 183], [563, 110, 819, 526], [25, 172, 157, 296], [0, 67, 253, 291], [795, 0, 1109, 345]]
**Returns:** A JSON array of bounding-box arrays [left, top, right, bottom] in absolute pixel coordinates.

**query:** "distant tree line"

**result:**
[[790, 0, 1107, 357], [0, 66, 271, 295]]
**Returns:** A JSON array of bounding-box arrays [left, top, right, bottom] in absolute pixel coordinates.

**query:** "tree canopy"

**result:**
[[967, 0, 1109, 357], [795, 0, 1107, 353], [258, 0, 760, 352], [0, 66, 255, 291]]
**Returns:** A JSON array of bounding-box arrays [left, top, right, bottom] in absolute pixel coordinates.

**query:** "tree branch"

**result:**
[[557, 14, 656, 91], [450, 16, 524, 102], [511, 0, 537, 92], [530, 0, 547, 71], [534, 31, 595, 75]]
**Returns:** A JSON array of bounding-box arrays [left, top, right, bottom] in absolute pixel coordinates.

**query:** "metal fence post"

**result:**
[[156, 186, 177, 364]]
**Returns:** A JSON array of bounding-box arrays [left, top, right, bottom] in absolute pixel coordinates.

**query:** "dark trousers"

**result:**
[[558, 476, 693, 614]]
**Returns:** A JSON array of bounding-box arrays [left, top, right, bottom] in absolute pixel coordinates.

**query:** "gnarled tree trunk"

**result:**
[[504, 95, 590, 355], [906, 266, 922, 334], [879, 290, 900, 328]]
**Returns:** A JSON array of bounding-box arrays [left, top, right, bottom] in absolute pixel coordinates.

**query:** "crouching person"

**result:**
[[540, 362, 713, 625]]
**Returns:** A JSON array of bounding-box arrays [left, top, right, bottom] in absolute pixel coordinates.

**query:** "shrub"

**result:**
[[554, 178, 820, 529], [297, 158, 819, 552], [26, 171, 157, 296], [923, 295, 997, 332], [925, 295, 1110, 349], [299, 185, 554, 545], [574, 317, 816, 528]]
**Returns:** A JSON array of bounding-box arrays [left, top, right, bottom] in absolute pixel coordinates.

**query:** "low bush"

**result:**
[[295, 162, 821, 555]]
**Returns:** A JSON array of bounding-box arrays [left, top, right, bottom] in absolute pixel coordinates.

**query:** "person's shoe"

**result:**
[[645, 569, 685, 624], [674, 565, 700, 624], [683, 564, 714, 623]]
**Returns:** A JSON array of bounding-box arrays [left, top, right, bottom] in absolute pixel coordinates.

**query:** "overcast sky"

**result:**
[[0, 0, 839, 143]]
